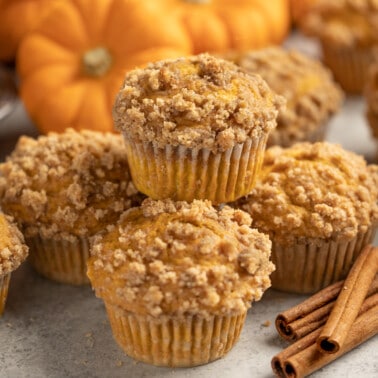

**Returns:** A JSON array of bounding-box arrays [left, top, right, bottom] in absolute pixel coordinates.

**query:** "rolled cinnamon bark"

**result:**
[[272, 329, 321, 377], [275, 276, 378, 341], [317, 245, 378, 353], [284, 305, 378, 378], [272, 294, 378, 378]]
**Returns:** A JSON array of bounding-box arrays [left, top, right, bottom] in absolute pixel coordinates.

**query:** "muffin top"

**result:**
[[237, 142, 378, 246], [113, 53, 284, 153], [301, 0, 378, 48], [88, 198, 274, 319], [225, 47, 343, 147], [0, 213, 28, 276], [0, 129, 143, 241]]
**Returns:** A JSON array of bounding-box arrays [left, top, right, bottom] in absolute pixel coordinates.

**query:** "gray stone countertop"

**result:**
[[0, 33, 377, 377]]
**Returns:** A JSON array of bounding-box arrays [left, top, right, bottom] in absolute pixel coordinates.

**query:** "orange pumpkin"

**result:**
[[0, 0, 55, 61], [160, 0, 291, 53], [17, 0, 191, 134]]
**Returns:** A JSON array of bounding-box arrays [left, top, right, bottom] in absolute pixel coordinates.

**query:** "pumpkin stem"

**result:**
[[183, 0, 211, 4], [82, 47, 112, 77]]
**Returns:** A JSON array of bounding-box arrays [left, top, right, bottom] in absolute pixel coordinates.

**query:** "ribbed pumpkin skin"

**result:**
[[162, 0, 291, 53], [17, 0, 191, 134], [0, 0, 54, 61]]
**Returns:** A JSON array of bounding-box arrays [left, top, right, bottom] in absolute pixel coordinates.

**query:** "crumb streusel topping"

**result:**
[[227, 47, 343, 146], [0, 213, 28, 276], [0, 129, 143, 241], [113, 54, 284, 153], [88, 199, 274, 318], [237, 142, 378, 246], [301, 0, 378, 48]]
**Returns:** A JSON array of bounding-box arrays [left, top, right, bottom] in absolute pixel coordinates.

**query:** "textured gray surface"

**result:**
[[0, 261, 377, 378], [0, 33, 378, 377]]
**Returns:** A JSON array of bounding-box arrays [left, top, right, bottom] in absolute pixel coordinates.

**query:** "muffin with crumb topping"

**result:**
[[113, 53, 284, 204], [0, 129, 143, 285], [224, 47, 343, 147], [236, 142, 378, 293], [87, 198, 274, 367], [0, 212, 28, 315], [365, 50, 378, 143], [300, 0, 378, 93]]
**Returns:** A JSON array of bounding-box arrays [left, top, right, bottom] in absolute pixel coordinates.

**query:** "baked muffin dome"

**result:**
[[0, 129, 142, 241], [302, 0, 378, 49], [226, 47, 343, 147], [113, 53, 284, 203], [0, 213, 28, 277], [300, 0, 378, 93], [238, 142, 378, 246], [0, 212, 28, 314], [88, 198, 274, 318], [366, 51, 378, 138], [236, 142, 378, 293], [113, 53, 284, 153]]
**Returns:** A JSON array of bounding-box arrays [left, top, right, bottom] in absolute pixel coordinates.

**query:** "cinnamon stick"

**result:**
[[317, 245, 378, 353], [284, 305, 378, 378], [275, 276, 378, 341], [272, 294, 378, 378]]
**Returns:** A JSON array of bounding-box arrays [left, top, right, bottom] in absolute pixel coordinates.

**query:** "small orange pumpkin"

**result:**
[[17, 0, 191, 134], [160, 0, 291, 53], [0, 0, 55, 61]]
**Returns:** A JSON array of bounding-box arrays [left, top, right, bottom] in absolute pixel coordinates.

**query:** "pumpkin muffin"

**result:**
[[300, 0, 378, 93], [224, 47, 343, 147], [0, 213, 28, 315], [0, 129, 143, 285], [365, 50, 378, 142], [113, 53, 284, 204], [236, 142, 378, 294], [87, 198, 274, 367]]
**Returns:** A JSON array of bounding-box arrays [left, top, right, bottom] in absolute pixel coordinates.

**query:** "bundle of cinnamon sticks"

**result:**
[[272, 244, 378, 378]]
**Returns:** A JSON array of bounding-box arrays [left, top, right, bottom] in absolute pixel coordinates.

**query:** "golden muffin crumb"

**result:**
[[113, 53, 284, 153], [0, 213, 28, 276], [237, 142, 378, 246], [301, 0, 378, 48], [0, 129, 143, 241], [88, 199, 274, 319], [226, 47, 343, 146]]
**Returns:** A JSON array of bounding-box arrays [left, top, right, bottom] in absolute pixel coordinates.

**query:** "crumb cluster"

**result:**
[[0, 213, 28, 275], [113, 54, 284, 153], [237, 142, 378, 246], [301, 0, 378, 48], [0, 129, 143, 241], [228, 47, 343, 147], [88, 199, 274, 318]]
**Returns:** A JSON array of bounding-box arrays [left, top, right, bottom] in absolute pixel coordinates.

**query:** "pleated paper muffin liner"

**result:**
[[270, 227, 376, 294], [322, 44, 373, 94], [105, 303, 247, 367], [26, 235, 90, 285], [123, 136, 268, 204], [0, 273, 11, 315]]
